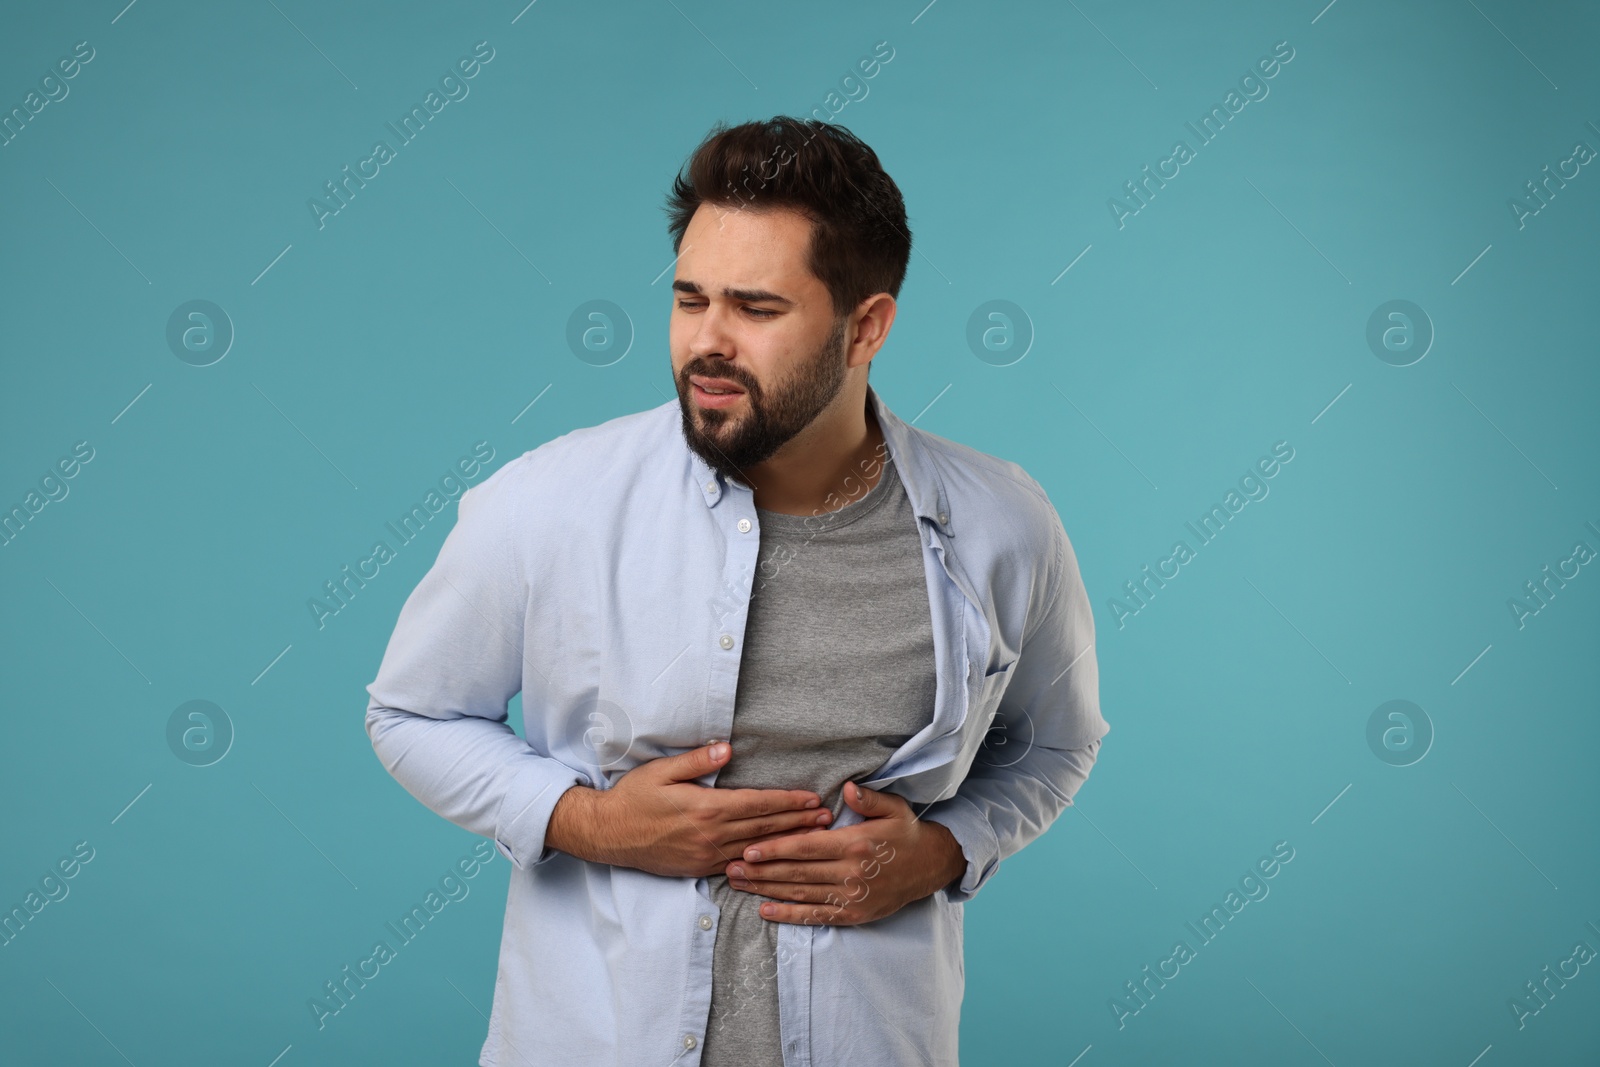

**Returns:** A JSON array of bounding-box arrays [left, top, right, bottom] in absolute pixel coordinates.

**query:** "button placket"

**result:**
[[701, 479, 757, 773]]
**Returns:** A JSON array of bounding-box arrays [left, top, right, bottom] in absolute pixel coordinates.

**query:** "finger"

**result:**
[[733, 841, 894, 885], [724, 823, 826, 856], [723, 787, 825, 818], [727, 877, 839, 902], [727, 858, 851, 885], [721, 805, 832, 843], [738, 828, 849, 864], [655, 742, 731, 784], [757, 899, 862, 926]]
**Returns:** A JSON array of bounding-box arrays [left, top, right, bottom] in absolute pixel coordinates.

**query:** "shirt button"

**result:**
[[718, 633, 734, 650], [938, 512, 949, 525], [699, 914, 713, 929], [737, 518, 752, 533], [683, 1035, 698, 1050], [705, 481, 717, 493]]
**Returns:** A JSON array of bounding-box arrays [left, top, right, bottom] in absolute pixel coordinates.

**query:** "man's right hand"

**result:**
[[545, 742, 832, 878]]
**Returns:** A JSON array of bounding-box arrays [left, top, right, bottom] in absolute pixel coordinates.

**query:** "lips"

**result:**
[[691, 375, 745, 395]]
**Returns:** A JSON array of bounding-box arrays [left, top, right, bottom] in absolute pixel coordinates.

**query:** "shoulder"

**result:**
[[899, 423, 1081, 655], [907, 423, 1062, 539], [466, 401, 678, 509]]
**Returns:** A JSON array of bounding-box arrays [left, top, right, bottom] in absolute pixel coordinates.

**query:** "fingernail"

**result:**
[[711, 743, 728, 759], [730, 864, 744, 878], [804, 798, 819, 808], [816, 811, 830, 823], [746, 848, 761, 861]]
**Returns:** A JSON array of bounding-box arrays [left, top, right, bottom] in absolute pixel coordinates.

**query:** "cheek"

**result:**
[[668, 317, 692, 358]]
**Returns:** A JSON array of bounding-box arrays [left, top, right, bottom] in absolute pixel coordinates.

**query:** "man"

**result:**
[[365, 116, 1108, 1066]]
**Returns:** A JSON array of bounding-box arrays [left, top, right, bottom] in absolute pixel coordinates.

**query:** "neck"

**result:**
[[742, 384, 885, 516]]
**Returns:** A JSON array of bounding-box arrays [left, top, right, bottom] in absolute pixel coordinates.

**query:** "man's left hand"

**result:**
[[724, 781, 966, 925]]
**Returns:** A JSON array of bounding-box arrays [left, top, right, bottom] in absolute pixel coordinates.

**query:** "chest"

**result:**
[[515, 489, 1020, 804]]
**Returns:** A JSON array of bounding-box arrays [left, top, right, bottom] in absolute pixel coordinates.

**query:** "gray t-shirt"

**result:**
[[700, 455, 938, 1066]]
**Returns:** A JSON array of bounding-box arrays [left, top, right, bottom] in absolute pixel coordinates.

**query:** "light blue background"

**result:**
[[2, 1, 1597, 1064]]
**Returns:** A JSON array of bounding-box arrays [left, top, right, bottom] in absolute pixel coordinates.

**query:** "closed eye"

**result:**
[[676, 300, 779, 319]]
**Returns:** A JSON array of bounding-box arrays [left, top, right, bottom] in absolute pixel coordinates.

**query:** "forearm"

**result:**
[[365, 703, 590, 869], [922, 737, 1102, 902]]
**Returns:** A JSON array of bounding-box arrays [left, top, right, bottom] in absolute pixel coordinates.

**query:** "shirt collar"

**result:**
[[682, 383, 954, 536]]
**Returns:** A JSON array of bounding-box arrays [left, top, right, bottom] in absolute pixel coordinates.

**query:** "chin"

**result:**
[[695, 404, 744, 428]]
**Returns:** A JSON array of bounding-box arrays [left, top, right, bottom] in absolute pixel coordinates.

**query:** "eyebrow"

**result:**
[[671, 280, 795, 306]]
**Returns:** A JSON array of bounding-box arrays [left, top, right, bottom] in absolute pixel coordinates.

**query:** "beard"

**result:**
[[675, 314, 849, 485]]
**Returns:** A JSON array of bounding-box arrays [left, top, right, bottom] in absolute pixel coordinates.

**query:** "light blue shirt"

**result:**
[[365, 383, 1109, 1066]]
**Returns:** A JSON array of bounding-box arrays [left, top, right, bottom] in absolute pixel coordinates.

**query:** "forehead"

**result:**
[[676, 203, 821, 293]]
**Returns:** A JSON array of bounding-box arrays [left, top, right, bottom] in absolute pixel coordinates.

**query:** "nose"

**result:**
[[687, 303, 735, 362]]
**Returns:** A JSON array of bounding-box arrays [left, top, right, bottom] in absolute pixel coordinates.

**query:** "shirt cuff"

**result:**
[[494, 759, 592, 870], [922, 794, 1002, 905]]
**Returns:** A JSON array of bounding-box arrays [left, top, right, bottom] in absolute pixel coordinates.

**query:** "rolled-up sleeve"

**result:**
[[923, 505, 1108, 904], [364, 455, 591, 871]]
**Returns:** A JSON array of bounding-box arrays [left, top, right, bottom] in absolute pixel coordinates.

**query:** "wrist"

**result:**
[[921, 820, 968, 897], [546, 784, 606, 863]]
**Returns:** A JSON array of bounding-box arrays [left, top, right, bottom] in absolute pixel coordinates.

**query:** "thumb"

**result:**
[[844, 780, 898, 818], [660, 741, 730, 783]]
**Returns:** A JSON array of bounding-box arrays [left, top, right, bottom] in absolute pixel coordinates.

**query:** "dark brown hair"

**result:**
[[663, 117, 911, 321]]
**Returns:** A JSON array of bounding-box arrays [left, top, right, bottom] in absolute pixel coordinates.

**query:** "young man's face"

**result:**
[[670, 202, 851, 484]]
